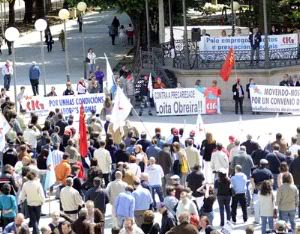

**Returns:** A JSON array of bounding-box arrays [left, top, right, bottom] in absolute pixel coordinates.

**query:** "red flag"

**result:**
[[220, 48, 235, 82], [79, 104, 88, 157]]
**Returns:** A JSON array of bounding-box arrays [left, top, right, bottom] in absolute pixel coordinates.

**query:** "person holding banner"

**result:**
[[232, 79, 244, 115]]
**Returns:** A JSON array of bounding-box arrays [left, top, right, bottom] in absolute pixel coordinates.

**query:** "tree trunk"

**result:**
[[35, 0, 45, 18], [8, 0, 15, 26], [23, 0, 33, 24]]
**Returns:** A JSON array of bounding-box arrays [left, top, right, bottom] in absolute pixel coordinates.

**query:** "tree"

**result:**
[[23, 0, 33, 24], [35, 0, 45, 18]]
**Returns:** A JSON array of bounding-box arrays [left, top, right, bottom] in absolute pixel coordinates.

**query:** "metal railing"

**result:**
[[142, 39, 300, 70]]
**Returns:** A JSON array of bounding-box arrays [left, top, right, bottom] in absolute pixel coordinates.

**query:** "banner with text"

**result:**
[[249, 85, 300, 113], [23, 93, 105, 117], [153, 88, 219, 116], [199, 33, 298, 60]]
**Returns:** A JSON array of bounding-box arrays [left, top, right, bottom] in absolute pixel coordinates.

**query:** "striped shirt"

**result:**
[[51, 150, 63, 167]]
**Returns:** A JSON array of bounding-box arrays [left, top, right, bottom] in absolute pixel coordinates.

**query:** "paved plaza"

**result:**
[[1, 9, 300, 234]]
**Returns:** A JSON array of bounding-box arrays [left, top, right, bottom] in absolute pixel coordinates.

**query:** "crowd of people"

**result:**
[[1, 80, 300, 234]]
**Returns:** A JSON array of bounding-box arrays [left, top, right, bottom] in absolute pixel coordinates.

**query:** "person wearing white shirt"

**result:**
[[23, 124, 40, 151], [2, 60, 13, 91], [19, 171, 45, 234], [60, 177, 83, 220], [211, 143, 229, 175], [144, 157, 164, 210], [289, 137, 300, 158], [87, 48, 96, 74], [93, 140, 112, 186], [185, 139, 201, 170]]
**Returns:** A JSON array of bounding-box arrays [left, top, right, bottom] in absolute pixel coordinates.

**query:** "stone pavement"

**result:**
[[1, 10, 132, 95], [35, 111, 300, 233]]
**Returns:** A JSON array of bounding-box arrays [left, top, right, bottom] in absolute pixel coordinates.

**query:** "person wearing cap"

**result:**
[[232, 78, 244, 115], [159, 202, 176, 234], [241, 134, 260, 155], [132, 179, 153, 227], [28, 61, 41, 96], [185, 138, 201, 171], [251, 158, 273, 224], [170, 175, 185, 200]]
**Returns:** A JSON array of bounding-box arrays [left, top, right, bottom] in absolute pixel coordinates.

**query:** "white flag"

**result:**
[[111, 86, 132, 131], [196, 113, 204, 132], [148, 73, 153, 98], [104, 53, 115, 92], [0, 113, 11, 151]]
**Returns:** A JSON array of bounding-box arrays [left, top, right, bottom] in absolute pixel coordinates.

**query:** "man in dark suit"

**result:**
[[249, 28, 262, 65], [232, 79, 244, 115]]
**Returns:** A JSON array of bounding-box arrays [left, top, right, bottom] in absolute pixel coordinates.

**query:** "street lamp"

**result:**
[[77, 1, 87, 79], [35, 19, 48, 96], [145, 0, 151, 51], [58, 8, 70, 81], [5, 27, 19, 112], [231, 1, 240, 36]]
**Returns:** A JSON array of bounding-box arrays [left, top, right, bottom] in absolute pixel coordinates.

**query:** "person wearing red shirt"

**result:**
[[153, 77, 166, 89]]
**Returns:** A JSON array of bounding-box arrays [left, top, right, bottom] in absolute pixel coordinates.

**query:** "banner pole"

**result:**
[[131, 107, 153, 139]]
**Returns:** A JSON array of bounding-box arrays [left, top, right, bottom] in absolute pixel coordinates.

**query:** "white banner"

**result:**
[[23, 93, 105, 117], [199, 34, 298, 52], [153, 88, 206, 116], [250, 85, 300, 113]]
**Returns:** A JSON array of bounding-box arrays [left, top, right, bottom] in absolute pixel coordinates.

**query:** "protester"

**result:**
[[29, 61, 41, 96], [232, 78, 245, 115], [249, 27, 262, 65], [259, 180, 274, 234]]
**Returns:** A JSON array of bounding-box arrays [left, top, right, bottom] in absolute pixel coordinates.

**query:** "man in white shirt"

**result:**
[[50, 144, 64, 167], [211, 143, 229, 175], [289, 136, 300, 158], [185, 139, 201, 171], [2, 60, 13, 91], [144, 157, 164, 210], [60, 177, 83, 220], [94, 140, 112, 186], [23, 124, 40, 151]]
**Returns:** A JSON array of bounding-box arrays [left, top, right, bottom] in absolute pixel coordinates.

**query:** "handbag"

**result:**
[[85, 57, 90, 63]]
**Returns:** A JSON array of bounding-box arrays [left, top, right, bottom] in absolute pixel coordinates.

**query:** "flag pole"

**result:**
[[131, 107, 153, 139]]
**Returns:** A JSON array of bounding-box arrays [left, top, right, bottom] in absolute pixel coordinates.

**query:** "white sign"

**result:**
[[153, 88, 205, 116], [250, 85, 300, 113], [199, 34, 298, 51], [23, 93, 105, 117]]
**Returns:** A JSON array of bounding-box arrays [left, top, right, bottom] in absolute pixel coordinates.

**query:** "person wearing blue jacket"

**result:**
[[0, 183, 18, 228], [29, 61, 41, 96]]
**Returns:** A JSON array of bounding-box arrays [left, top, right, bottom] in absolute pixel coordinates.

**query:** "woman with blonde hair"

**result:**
[[200, 132, 216, 183], [172, 142, 189, 185]]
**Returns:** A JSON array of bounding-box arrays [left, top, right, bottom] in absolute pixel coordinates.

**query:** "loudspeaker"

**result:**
[[191, 28, 201, 41]]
